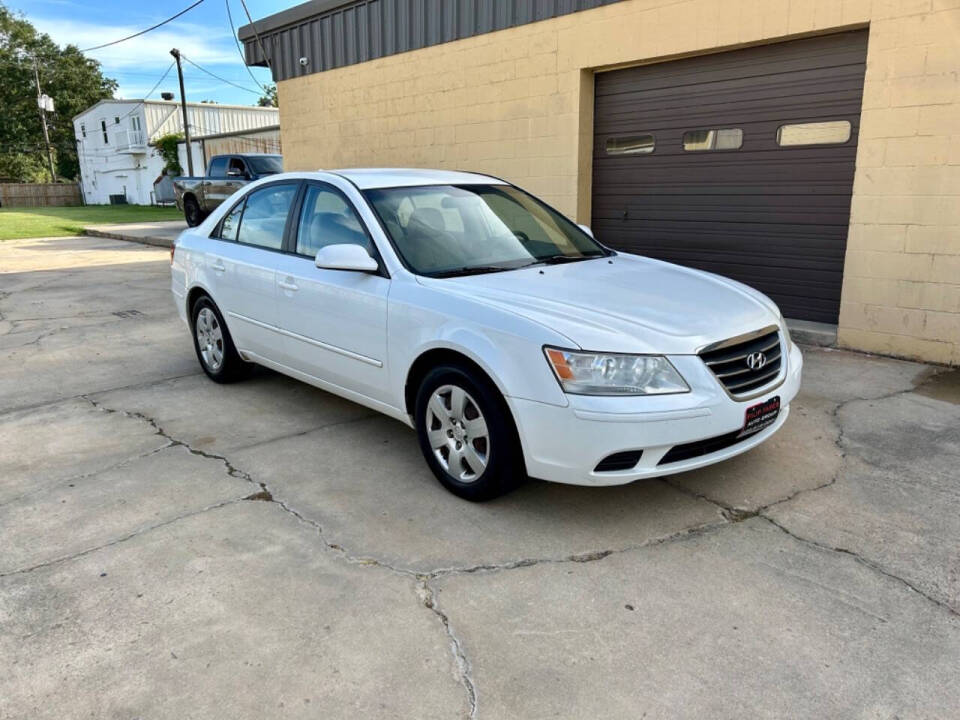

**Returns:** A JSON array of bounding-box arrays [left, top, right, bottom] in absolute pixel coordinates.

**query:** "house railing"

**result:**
[[113, 129, 146, 152]]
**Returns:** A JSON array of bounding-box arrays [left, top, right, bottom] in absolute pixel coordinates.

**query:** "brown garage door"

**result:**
[[591, 31, 868, 323]]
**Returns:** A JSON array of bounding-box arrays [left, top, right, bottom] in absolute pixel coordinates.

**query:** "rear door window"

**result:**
[[236, 184, 299, 250]]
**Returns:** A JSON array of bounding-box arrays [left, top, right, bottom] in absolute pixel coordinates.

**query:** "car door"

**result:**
[[272, 181, 391, 403], [224, 157, 249, 200], [203, 156, 229, 208], [208, 181, 300, 361]]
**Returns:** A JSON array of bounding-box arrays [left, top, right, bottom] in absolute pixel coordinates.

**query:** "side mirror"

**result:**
[[315, 244, 379, 273], [577, 223, 594, 238]]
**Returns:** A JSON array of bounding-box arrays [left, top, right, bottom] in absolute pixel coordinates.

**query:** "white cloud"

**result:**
[[31, 17, 238, 68]]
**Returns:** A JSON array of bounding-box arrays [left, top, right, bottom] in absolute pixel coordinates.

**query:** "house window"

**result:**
[[682, 128, 743, 151], [80, 123, 86, 138], [777, 121, 851, 146], [115, 116, 120, 124], [101, 120, 108, 144], [605, 135, 655, 155]]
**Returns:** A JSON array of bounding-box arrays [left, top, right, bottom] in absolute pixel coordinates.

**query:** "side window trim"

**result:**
[[291, 180, 389, 278]]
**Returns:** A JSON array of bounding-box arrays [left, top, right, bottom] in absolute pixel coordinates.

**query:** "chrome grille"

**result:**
[[700, 328, 783, 398]]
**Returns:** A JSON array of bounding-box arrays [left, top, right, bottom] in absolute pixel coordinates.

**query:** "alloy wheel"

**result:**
[[425, 384, 490, 482], [195, 307, 224, 371]]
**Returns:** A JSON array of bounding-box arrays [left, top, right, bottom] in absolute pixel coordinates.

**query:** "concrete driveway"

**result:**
[[2, 236, 958, 719]]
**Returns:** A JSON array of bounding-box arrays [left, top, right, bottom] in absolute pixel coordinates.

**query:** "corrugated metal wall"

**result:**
[[242, 0, 625, 81], [202, 129, 283, 163], [144, 103, 280, 140]]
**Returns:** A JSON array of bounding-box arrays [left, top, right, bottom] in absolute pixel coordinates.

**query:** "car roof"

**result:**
[[323, 168, 507, 190]]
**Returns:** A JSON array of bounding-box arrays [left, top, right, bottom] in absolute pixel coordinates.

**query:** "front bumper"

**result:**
[[507, 340, 803, 486]]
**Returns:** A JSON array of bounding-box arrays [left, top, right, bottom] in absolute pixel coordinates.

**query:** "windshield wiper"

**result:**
[[430, 266, 515, 278], [535, 253, 604, 265]]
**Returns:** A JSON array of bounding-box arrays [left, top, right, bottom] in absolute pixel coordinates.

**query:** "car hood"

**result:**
[[420, 253, 781, 355]]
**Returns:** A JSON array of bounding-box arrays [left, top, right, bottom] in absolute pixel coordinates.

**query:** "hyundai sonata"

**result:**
[[171, 169, 802, 500]]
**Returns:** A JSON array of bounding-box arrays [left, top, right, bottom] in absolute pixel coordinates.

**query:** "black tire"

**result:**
[[184, 196, 204, 227], [414, 363, 524, 501], [190, 295, 250, 383]]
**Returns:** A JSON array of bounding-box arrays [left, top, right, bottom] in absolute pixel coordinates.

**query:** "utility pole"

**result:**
[[169, 48, 194, 176], [32, 57, 57, 182]]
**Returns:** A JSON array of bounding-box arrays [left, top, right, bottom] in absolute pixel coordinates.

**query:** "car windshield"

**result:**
[[363, 184, 609, 277], [247, 156, 283, 175]]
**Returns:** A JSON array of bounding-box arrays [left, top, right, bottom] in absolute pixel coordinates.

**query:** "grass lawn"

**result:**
[[0, 205, 183, 241]]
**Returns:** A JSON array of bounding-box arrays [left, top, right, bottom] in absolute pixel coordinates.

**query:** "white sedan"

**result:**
[[171, 169, 802, 500]]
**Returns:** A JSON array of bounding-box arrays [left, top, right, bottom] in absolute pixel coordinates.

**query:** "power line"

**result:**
[[79, 0, 206, 52], [225, 0, 269, 94], [119, 61, 177, 121], [181, 54, 260, 96]]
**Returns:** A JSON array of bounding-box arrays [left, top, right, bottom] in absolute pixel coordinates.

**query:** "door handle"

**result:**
[[211, 261, 226, 273], [278, 279, 299, 292]]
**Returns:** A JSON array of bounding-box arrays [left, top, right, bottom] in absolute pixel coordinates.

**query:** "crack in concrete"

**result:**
[[762, 515, 959, 618], [0, 372, 204, 418], [422, 519, 728, 581], [418, 580, 478, 719], [667, 371, 960, 620], [0, 442, 173, 510], [71, 395, 737, 720], [69, 369, 959, 717], [0, 497, 244, 578]]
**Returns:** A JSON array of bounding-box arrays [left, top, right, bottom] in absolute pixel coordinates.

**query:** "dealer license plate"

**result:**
[[739, 396, 780, 438]]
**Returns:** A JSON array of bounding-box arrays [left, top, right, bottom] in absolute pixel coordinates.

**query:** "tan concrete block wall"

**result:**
[[837, 2, 960, 365], [277, 0, 960, 365]]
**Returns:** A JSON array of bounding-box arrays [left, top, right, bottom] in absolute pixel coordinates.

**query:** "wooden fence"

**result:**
[[0, 183, 83, 208]]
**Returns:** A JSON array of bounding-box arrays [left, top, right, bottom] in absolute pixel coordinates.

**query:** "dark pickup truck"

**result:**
[[174, 153, 283, 226]]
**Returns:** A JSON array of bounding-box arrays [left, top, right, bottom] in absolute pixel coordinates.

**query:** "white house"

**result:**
[[73, 99, 279, 205]]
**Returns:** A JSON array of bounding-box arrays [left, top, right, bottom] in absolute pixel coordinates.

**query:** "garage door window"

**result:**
[[606, 135, 655, 155], [777, 121, 851, 146], [682, 128, 743, 151]]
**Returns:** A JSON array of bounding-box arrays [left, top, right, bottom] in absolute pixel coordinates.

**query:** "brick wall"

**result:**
[[277, 0, 960, 365]]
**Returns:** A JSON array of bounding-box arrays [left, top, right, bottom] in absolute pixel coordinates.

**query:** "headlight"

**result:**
[[544, 348, 690, 396]]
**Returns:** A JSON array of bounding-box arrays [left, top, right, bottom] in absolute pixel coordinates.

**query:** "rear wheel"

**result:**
[[414, 364, 524, 501], [191, 296, 249, 383], [184, 196, 203, 227]]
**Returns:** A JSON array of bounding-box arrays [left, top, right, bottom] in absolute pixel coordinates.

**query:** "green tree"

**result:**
[[257, 83, 277, 108], [153, 132, 183, 176], [0, 3, 116, 181]]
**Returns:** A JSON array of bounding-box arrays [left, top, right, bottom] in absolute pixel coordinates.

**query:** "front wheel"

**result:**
[[183, 196, 204, 227], [414, 364, 524, 501]]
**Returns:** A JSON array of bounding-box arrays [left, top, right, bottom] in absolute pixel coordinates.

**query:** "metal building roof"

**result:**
[[238, 0, 626, 82]]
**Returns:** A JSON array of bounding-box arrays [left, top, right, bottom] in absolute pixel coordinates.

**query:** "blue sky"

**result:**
[[12, 0, 303, 105]]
